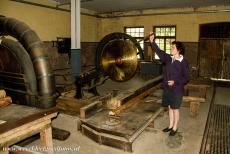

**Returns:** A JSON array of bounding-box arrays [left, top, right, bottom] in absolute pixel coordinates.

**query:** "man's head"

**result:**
[[171, 41, 185, 56]]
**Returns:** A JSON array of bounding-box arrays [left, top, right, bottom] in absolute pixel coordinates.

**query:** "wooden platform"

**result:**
[[56, 90, 112, 116], [81, 102, 163, 152], [0, 104, 58, 154]]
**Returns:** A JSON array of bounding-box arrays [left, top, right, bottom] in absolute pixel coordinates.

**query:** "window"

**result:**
[[125, 27, 144, 58], [154, 26, 176, 59]]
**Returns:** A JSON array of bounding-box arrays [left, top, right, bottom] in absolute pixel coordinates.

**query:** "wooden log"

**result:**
[[183, 96, 205, 103], [40, 125, 54, 154], [0, 97, 12, 108], [0, 90, 6, 99], [190, 101, 200, 117]]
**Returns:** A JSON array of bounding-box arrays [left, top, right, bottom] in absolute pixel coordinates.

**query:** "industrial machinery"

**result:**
[[75, 32, 144, 98], [0, 16, 56, 108], [76, 32, 163, 152]]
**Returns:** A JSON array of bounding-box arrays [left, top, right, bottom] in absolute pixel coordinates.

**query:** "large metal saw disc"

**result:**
[[96, 32, 144, 82], [101, 39, 138, 81]]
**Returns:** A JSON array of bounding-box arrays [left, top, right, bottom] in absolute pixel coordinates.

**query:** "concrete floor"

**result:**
[[214, 86, 230, 106], [27, 76, 215, 154]]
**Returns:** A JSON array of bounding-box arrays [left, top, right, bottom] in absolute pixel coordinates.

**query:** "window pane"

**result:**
[[154, 26, 176, 59], [161, 28, 166, 36], [140, 32, 144, 37], [125, 27, 145, 56], [171, 28, 175, 36], [166, 28, 170, 36], [155, 28, 160, 36], [140, 28, 144, 32]]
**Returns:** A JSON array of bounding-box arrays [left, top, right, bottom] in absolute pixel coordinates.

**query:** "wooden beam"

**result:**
[[40, 125, 54, 154], [145, 96, 205, 104], [80, 101, 102, 119], [183, 96, 205, 103], [112, 84, 162, 115], [190, 102, 200, 117]]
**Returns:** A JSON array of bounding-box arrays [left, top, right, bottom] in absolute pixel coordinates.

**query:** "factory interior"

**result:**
[[0, 0, 230, 154]]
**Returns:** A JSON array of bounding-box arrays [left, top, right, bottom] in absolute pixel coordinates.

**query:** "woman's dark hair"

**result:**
[[172, 41, 185, 55]]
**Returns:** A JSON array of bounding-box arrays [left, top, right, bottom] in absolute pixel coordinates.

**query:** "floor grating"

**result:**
[[201, 104, 230, 154]]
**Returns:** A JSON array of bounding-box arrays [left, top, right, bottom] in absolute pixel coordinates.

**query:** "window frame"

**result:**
[[153, 26, 176, 58], [124, 26, 144, 49]]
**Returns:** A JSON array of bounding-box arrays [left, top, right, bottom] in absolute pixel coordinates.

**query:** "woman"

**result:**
[[149, 33, 189, 136]]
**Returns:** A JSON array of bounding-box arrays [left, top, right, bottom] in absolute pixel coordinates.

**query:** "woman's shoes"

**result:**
[[162, 127, 173, 132], [169, 129, 177, 136], [162, 127, 178, 136]]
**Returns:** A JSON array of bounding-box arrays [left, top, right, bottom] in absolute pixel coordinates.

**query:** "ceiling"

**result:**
[[79, 0, 230, 13], [49, 0, 230, 13]]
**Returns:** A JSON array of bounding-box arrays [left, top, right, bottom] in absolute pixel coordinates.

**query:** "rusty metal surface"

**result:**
[[0, 46, 21, 73]]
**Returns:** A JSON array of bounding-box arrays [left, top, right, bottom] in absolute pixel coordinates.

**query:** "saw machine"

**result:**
[[75, 33, 163, 152], [75, 32, 144, 98]]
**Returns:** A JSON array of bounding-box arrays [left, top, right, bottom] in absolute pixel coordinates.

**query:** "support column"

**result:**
[[71, 0, 81, 79]]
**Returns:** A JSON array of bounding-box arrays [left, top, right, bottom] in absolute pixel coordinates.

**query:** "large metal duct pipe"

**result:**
[[0, 16, 56, 108], [0, 38, 37, 105]]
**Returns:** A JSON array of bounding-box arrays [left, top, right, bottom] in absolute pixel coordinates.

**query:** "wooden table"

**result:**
[[0, 104, 58, 154]]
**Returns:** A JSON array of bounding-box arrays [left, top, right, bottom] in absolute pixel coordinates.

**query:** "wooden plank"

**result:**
[[145, 96, 205, 104], [183, 96, 205, 103], [0, 113, 56, 140], [16, 127, 70, 147], [40, 125, 54, 154], [186, 84, 210, 89], [0, 120, 51, 145], [190, 101, 200, 117], [81, 105, 163, 152], [81, 124, 132, 152], [56, 95, 104, 116], [112, 83, 162, 115], [0, 90, 6, 99], [0, 105, 57, 154], [128, 107, 163, 142], [0, 97, 12, 108], [0, 107, 58, 135], [80, 101, 102, 119]]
